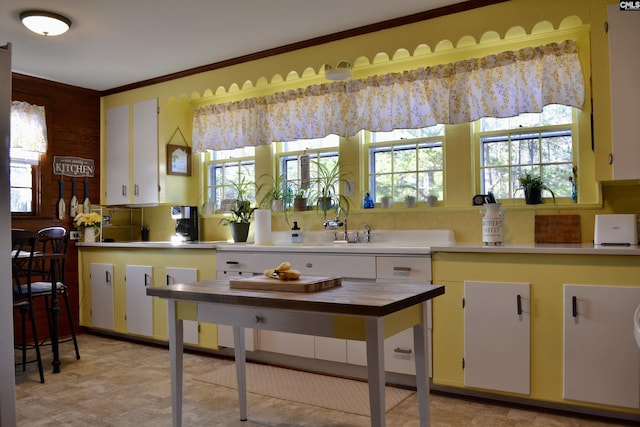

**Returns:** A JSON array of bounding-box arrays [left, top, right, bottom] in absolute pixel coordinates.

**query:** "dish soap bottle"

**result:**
[[291, 221, 303, 243]]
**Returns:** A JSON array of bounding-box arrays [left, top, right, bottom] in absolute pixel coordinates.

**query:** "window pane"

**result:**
[[541, 134, 572, 163], [419, 145, 443, 171], [393, 144, 417, 172], [284, 135, 339, 151], [373, 174, 392, 202], [10, 162, 33, 213], [510, 135, 540, 166], [373, 150, 392, 174], [481, 167, 510, 199], [418, 171, 444, 200]]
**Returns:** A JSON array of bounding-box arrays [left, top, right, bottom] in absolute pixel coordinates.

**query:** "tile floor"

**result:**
[[14, 334, 633, 426]]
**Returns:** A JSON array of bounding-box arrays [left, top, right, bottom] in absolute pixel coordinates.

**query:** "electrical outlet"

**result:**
[[70, 230, 80, 240]]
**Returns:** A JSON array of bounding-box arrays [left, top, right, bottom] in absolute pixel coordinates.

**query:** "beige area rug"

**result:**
[[195, 363, 414, 417]]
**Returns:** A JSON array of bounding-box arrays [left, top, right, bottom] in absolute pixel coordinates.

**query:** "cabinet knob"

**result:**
[[306, 262, 313, 268], [253, 315, 264, 324]]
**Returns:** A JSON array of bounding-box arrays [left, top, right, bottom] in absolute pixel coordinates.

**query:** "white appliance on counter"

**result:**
[[594, 214, 638, 246]]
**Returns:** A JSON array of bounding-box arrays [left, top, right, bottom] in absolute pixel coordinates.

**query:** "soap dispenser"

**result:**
[[291, 221, 303, 243]]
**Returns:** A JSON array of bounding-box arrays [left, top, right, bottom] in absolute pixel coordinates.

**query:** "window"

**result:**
[[10, 151, 40, 214], [11, 101, 48, 215], [477, 104, 575, 201], [205, 147, 255, 211], [368, 125, 444, 203], [279, 135, 340, 197]]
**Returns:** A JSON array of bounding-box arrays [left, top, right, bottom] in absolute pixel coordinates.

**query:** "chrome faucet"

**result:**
[[364, 224, 371, 243], [324, 207, 349, 241]]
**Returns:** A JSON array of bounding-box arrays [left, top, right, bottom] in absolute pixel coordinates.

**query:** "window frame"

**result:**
[[10, 157, 42, 216], [365, 126, 445, 204], [277, 136, 340, 198], [475, 106, 578, 203], [204, 147, 256, 212]]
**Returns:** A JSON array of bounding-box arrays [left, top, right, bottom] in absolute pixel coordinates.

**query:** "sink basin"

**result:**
[[634, 304, 640, 350]]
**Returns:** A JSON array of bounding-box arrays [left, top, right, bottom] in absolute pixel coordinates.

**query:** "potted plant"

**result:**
[[515, 172, 556, 204], [219, 177, 256, 242], [311, 159, 352, 219], [292, 183, 310, 212], [256, 173, 291, 212]]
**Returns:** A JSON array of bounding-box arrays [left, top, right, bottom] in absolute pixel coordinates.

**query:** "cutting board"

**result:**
[[230, 275, 342, 293], [534, 215, 581, 243]]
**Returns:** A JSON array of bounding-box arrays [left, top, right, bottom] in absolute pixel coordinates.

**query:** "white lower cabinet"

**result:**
[[165, 267, 199, 345], [563, 284, 640, 408], [91, 263, 114, 330], [125, 265, 153, 337], [463, 281, 530, 395], [216, 250, 431, 375]]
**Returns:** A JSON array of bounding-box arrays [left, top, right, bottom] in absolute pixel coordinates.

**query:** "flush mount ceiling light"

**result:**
[[325, 61, 352, 81], [20, 10, 72, 36]]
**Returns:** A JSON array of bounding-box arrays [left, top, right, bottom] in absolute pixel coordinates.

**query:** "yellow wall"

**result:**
[[102, 0, 638, 245]]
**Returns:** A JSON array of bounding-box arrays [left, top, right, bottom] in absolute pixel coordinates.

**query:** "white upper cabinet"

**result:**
[[606, 5, 640, 180], [105, 98, 158, 205], [105, 104, 130, 205]]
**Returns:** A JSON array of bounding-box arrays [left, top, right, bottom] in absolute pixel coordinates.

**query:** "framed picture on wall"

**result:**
[[167, 144, 191, 176]]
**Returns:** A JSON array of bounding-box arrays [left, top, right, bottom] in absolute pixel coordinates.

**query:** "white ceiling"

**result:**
[[0, 0, 466, 92]]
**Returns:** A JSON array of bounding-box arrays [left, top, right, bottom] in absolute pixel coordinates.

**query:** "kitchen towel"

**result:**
[[254, 209, 272, 245]]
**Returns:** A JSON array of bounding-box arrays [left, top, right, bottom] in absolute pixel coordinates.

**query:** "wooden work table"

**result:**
[[148, 279, 445, 427]]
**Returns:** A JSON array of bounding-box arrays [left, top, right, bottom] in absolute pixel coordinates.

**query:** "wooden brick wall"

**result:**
[[11, 74, 101, 340]]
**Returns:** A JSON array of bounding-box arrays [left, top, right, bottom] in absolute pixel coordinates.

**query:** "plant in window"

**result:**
[[310, 159, 352, 219], [515, 172, 556, 205], [292, 183, 310, 212], [256, 173, 291, 212], [218, 177, 256, 243]]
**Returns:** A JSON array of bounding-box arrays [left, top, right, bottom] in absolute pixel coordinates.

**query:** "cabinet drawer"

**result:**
[[376, 256, 431, 283], [216, 251, 376, 279]]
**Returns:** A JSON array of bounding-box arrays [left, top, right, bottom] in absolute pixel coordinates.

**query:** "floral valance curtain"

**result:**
[[193, 40, 584, 152], [11, 101, 48, 153]]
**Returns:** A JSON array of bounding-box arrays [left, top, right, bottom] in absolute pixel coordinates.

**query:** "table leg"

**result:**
[[366, 317, 386, 427], [413, 301, 431, 427], [168, 300, 184, 427], [233, 326, 248, 421], [50, 258, 60, 373]]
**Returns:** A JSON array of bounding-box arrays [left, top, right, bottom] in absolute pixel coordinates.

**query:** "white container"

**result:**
[[253, 209, 272, 245], [481, 203, 504, 245]]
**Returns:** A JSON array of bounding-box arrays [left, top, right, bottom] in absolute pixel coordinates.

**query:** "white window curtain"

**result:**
[[193, 40, 584, 152], [11, 101, 48, 154]]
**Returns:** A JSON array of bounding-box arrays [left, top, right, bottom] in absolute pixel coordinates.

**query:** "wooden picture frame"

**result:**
[[167, 144, 191, 176]]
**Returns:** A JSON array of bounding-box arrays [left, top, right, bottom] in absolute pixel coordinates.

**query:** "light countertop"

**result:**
[[76, 240, 640, 256]]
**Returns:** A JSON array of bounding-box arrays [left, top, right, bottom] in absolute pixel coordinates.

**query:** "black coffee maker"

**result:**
[[171, 206, 198, 241]]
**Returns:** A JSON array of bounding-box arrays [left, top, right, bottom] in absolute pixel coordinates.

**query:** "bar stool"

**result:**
[[12, 229, 45, 383], [30, 226, 80, 361]]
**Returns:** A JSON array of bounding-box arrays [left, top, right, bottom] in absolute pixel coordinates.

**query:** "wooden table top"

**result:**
[[148, 280, 445, 317]]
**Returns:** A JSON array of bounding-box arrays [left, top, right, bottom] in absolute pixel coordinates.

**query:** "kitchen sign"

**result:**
[[53, 156, 95, 177]]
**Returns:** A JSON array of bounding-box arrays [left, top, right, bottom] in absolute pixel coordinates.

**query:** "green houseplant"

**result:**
[[515, 172, 556, 205], [219, 177, 256, 242], [292, 183, 310, 212], [256, 173, 291, 212], [310, 159, 352, 219]]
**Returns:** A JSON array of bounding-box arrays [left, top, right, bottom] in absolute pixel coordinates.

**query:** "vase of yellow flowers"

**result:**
[[74, 211, 102, 242]]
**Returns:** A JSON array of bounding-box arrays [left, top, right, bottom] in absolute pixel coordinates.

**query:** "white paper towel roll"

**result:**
[[254, 209, 272, 245]]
